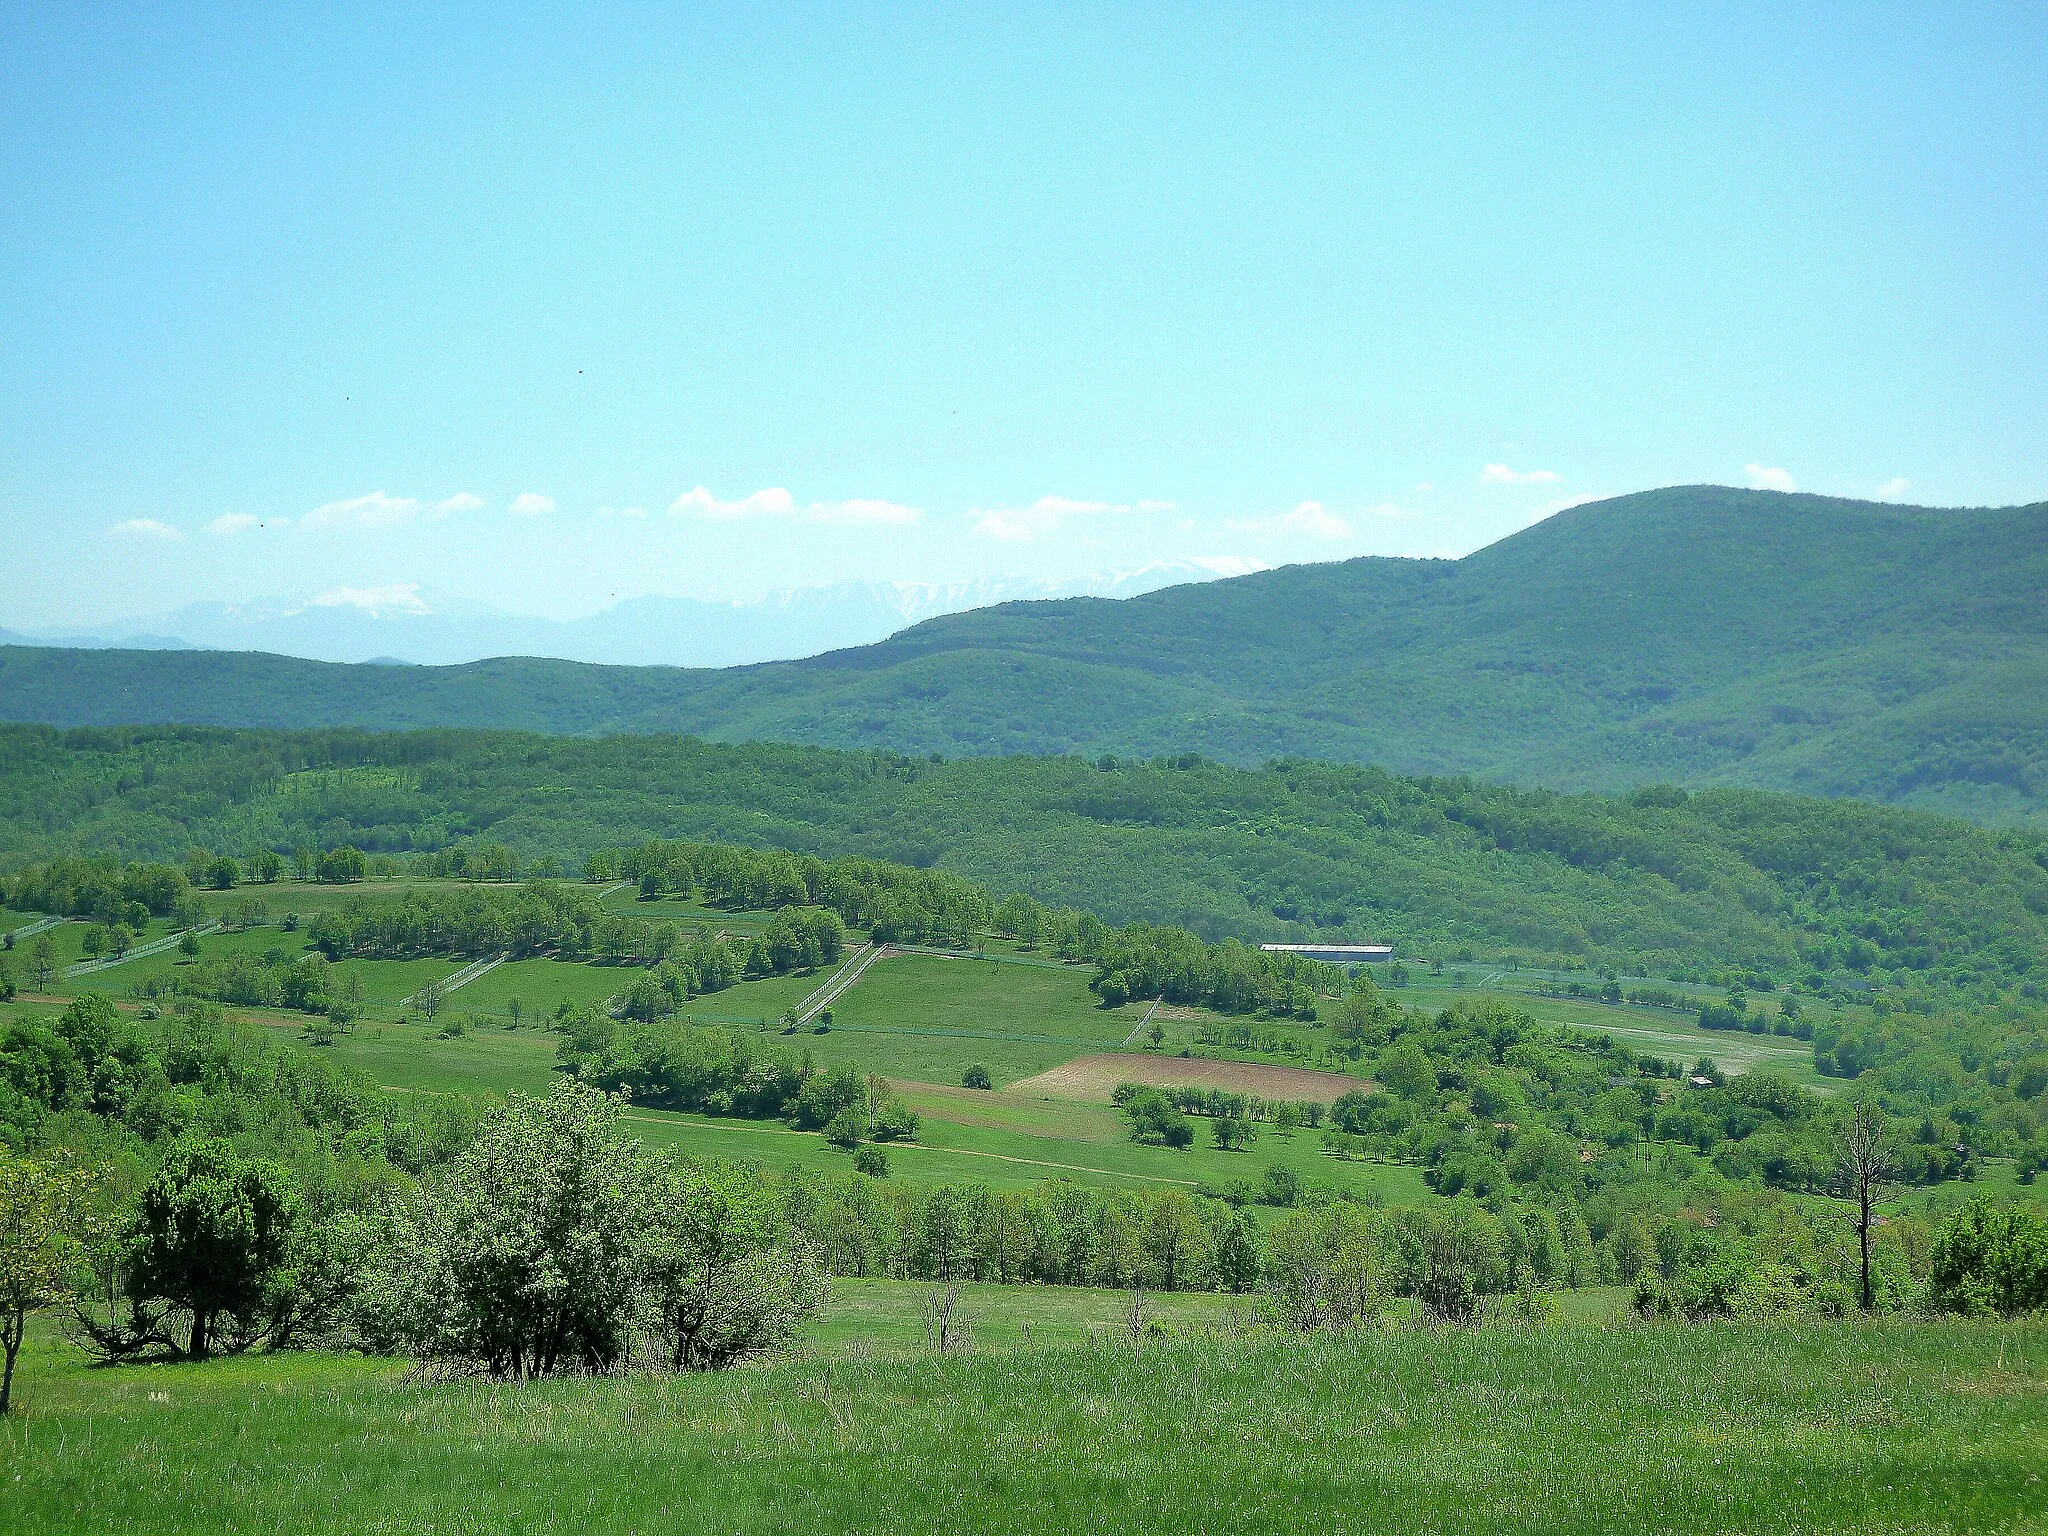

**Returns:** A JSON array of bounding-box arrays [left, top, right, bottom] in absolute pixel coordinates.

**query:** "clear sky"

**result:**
[[3, 3, 2043, 628]]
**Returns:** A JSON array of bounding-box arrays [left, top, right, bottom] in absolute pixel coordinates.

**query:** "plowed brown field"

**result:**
[[1009, 1053, 1365, 1104]]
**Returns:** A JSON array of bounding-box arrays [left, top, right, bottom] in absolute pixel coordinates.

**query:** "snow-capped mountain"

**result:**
[[12, 559, 1267, 668]]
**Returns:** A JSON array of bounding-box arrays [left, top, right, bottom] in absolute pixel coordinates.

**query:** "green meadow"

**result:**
[[4, 1315, 2042, 1535]]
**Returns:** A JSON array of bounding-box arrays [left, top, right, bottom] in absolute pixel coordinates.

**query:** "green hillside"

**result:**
[[3, 722, 2045, 1000], [3, 486, 2044, 821]]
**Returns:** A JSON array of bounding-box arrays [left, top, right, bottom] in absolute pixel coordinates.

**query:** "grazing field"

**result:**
[[1391, 979, 1828, 1084], [4, 1318, 2042, 1534], [800, 952, 1140, 1085], [1011, 1052, 1362, 1104]]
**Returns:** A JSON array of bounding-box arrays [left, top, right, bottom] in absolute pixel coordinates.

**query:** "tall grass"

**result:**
[[6, 1320, 2044, 1533]]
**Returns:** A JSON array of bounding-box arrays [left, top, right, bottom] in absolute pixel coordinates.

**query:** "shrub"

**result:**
[[1121, 1089, 1193, 1148], [962, 1064, 993, 1091], [1928, 1199, 2048, 1317]]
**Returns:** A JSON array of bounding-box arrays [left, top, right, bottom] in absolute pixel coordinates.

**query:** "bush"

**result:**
[[1928, 1199, 2048, 1317], [961, 1064, 993, 1091], [380, 1082, 647, 1377], [1120, 1088, 1193, 1148]]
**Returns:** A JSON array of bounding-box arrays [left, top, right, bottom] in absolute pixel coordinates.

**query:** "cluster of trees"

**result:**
[[1118, 1082, 1328, 1129], [602, 840, 1001, 949], [307, 882, 599, 961], [556, 1012, 917, 1144], [4, 856, 182, 928], [1110, 1082, 1326, 1155], [1088, 928, 1333, 1016], [0, 992, 473, 1166], [138, 948, 366, 1025]]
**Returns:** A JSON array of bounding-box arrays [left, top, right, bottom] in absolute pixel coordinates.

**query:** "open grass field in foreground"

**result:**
[[4, 1319, 2043, 1534]]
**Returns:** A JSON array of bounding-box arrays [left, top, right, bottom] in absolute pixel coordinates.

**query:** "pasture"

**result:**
[[1392, 977, 1827, 1084], [3, 1316, 2042, 1534]]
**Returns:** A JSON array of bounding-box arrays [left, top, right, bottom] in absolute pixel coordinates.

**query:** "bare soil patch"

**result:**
[[1010, 1053, 1365, 1105]]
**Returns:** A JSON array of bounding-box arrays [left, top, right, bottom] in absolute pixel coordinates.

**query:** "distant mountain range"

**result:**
[[3, 486, 2043, 825], [4, 561, 1259, 668]]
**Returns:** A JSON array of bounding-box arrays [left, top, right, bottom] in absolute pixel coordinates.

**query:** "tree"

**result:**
[[1264, 1204, 1385, 1331], [638, 1160, 825, 1370], [1379, 1041, 1436, 1099], [415, 979, 444, 1022], [1211, 1113, 1258, 1152], [252, 849, 285, 884], [961, 1064, 993, 1091], [29, 935, 55, 991], [206, 856, 240, 890], [389, 1081, 645, 1377], [127, 1138, 300, 1358], [1833, 1097, 1898, 1312], [178, 930, 201, 958], [1212, 1210, 1262, 1293], [1, 1152, 99, 1414], [317, 847, 367, 884], [1121, 1089, 1193, 1148]]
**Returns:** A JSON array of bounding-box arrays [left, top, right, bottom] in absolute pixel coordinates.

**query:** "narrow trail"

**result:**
[[794, 942, 885, 1023], [401, 951, 509, 1008], [1120, 997, 1163, 1049]]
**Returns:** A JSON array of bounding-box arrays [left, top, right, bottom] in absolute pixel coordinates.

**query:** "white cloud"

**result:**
[[1875, 477, 1911, 502], [508, 492, 556, 518], [302, 491, 421, 530], [204, 512, 287, 536], [436, 492, 485, 515], [1744, 464, 1798, 493], [110, 518, 182, 540], [1226, 500, 1357, 540], [1415, 482, 1435, 492], [1481, 463, 1563, 485], [667, 485, 923, 527], [671, 486, 796, 520], [307, 582, 432, 617]]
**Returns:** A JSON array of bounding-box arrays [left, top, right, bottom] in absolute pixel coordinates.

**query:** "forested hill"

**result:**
[[3, 723, 2045, 1005], [4, 485, 2044, 823]]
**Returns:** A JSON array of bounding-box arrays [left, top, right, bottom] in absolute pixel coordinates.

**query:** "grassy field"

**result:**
[[3, 1316, 2042, 1534], [1392, 978, 1827, 1084], [805, 952, 1141, 1085]]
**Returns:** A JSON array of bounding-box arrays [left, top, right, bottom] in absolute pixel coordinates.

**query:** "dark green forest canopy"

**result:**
[[4, 487, 2044, 822], [3, 722, 2044, 1000]]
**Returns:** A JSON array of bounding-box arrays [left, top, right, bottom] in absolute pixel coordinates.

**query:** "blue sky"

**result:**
[[3, 3, 2043, 628]]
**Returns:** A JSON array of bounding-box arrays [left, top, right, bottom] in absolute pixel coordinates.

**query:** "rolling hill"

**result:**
[[4, 485, 2043, 822]]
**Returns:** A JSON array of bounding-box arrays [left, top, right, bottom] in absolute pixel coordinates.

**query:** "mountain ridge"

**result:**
[[9, 560, 1256, 669], [3, 485, 2042, 824]]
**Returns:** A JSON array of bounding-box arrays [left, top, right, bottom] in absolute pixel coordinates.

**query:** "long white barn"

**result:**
[[1259, 942, 1393, 965]]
